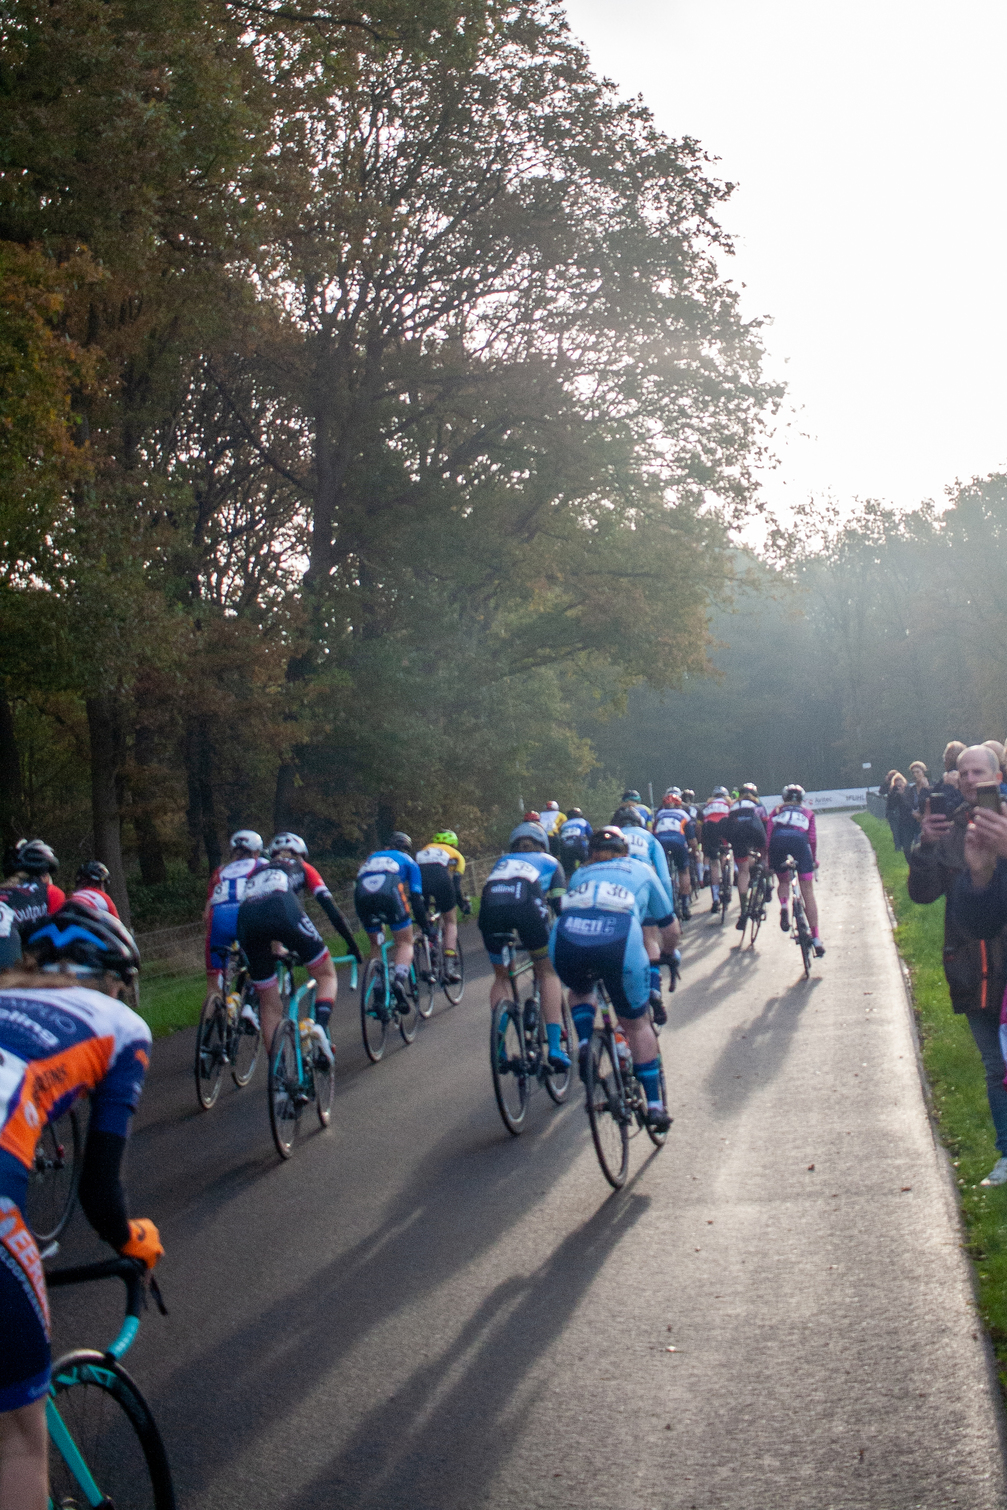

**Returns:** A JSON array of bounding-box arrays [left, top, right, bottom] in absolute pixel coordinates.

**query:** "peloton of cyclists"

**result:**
[[767, 785, 826, 957]]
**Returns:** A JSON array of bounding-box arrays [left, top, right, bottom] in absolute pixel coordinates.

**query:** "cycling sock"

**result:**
[[572, 1003, 595, 1045], [546, 1022, 564, 1056], [444, 948, 457, 958], [649, 966, 661, 994], [634, 1057, 662, 1105], [712, 883, 720, 901], [393, 963, 410, 982], [672, 948, 681, 963], [315, 999, 333, 1030]]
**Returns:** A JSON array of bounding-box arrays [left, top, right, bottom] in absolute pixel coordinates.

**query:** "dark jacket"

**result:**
[[908, 810, 1007, 1015]]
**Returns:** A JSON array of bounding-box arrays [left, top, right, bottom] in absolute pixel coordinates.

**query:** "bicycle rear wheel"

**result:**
[[313, 1033, 335, 1128], [796, 905, 813, 977], [443, 935, 464, 1005], [231, 981, 261, 1087], [415, 932, 436, 1017], [490, 999, 529, 1135], [194, 994, 226, 1109], [267, 1018, 300, 1159], [25, 1105, 82, 1245], [543, 996, 575, 1105], [644, 1054, 670, 1148], [48, 1349, 175, 1509], [360, 961, 389, 1062], [586, 1032, 630, 1188]]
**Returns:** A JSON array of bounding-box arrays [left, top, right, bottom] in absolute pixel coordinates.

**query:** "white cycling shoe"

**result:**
[[310, 1022, 334, 1066], [240, 1001, 260, 1030]]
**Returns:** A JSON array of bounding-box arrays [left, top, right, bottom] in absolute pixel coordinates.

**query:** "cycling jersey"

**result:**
[[723, 799, 767, 858], [0, 877, 59, 971], [701, 798, 731, 825], [68, 887, 120, 918], [619, 827, 673, 901], [487, 851, 566, 903], [552, 858, 672, 1019], [561, 857, 674, 929], [238, 858, 358, 980], [653, 808, 694, 844], [538, 810, 567, 836], [559, 817, 592, 846], [415, 843, 465, 875], [767, 803, 818, 876], [354, 849, 424, 937]]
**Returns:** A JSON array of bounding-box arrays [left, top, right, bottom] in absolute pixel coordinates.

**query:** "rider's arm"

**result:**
[[404, 857, 430, 929], [807, 811, 818, 863], [451, 872, 470, 914], [81, 1028, 151, 1250], [302, 863, 363, 959], [646, 873, 676, 929], [649, 836, 672, 891], [546, 859, 567, 915]]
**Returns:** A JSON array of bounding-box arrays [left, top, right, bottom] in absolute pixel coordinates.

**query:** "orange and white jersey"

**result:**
[[0, 985, 150, 1178], [68, 887, 120, 919]]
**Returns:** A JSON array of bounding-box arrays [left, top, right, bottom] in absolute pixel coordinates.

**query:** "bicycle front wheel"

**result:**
[[48, 1349, 175, 1509], [543, 996, 575, 1105], [415, 934, 436, 1018], [195, 994, 226, 1109], [267, 1019, 300, 1159], [25, 1105, 82, 1245], [443, 935, 464, 1005], [490, 999, 529, 1135], [644, 1055, 670, 1148], [231, 983, 262, 1087], [796, 908, 814, 977], [313, 1035, 335, 1129], [360, 961, 389, 1063], [398, 971, 419, 1044], [586, 1032, 630, 1188]]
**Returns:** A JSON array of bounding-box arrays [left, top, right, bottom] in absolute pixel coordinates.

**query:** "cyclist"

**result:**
[[0, 842, 64, 971], [538, 801, 568, 857], [611, 806, 680, 1019], [203, 830, 264, 995], [700, 787, 733, 913], [0, 901, 161, 1510], [621, 788, 653, 827], [558, 807, 592, 875], [551, 826, 677, 1131], [237, 833, 362, 1064], [68, 860, 119, 918], [723, 785, 768, 929], [767, 785, 825, 957], [354, 833, 430, 1011], [681, 790, 699, 821], [415, 829, 469, 982], [653, 792, 695, 920], [478, 821, 569, 1069]]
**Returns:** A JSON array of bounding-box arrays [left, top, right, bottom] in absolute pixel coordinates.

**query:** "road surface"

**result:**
[[51, 815, 1007, 1508]]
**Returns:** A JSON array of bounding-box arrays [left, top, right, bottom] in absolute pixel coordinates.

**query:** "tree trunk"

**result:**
[[273, 760, 296, 834], [85, 694, 131, 927], [132, 719, 166, 885], [0, 686, 26, 857], [184, 719, 221, 873]]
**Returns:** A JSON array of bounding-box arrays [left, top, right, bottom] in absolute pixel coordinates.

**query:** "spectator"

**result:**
[[934, 742, 966, 798], [885, 773, 916, 860], [984, 739, 1007, 796], [879, 770, 899, 799], [912, 743, 1007, 1186], [908, 761, 930, 827]]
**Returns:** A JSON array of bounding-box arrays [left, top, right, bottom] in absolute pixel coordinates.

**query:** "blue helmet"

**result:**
[[27, 902, 140, 982]]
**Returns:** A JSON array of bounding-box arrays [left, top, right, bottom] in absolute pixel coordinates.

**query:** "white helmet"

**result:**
[[544, 800, 559, 811], [269, 832, 308, 858], [230, 829, 263, 855]]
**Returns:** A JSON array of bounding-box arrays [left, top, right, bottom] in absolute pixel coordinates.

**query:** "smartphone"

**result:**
[[928, 792, 947, 817], [974, 782, 1002, 812]]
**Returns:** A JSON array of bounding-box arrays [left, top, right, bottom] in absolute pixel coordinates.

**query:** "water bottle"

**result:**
[[226, 993, 240, 1024], [299, 1019, 313, 1046], [614, 1029, 632, 1071]]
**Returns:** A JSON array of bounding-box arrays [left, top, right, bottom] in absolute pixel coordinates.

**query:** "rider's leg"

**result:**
[[390, 921, 414, 991], [618, 920, 666, 1117], [708, 852, 721, 907], [442, 905, 458, 954], [254, 979, 283, 1051], [643, 922, 662, 1002], [736, 855, 752, 901], [532, 953, 569, 1066], [798, 872, 820, 936], [0, 1398, 47, 1510], [488, 960, 513, 1009], [306, 947, 337, 1031]]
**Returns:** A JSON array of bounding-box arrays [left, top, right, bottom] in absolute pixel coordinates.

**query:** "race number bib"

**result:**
[[0, 903, 14, 939], [489, 858, 541, 883], [416, 847, 450, 867], [243, 869, 289, 901], [358, 856, 399, 877], [776, 808, 810, 831], [564, 880, 634, 913]]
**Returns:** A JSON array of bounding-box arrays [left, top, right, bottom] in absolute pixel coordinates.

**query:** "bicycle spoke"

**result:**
[[25, 1106, 82, 1245], [49, 1356, 173, 1509]]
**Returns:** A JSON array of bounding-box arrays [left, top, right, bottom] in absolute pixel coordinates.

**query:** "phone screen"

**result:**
[[928, 793, 947, 817], [974, 782, 1001, 812]]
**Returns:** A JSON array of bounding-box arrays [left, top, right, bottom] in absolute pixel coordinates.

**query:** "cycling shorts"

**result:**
[[701, 823, 729, 857], [725, 820, 766, 860], [769, 832, 815, 878], [550, 911, 650, 1020], [479, 880, 551, 965], [206, 902, 240, 972], [558, 842, 587, 873], [236, 893, 328, 986], [354, 874, 413, 937], [658, 836, 690, 872], [0, 1199, 50, 1412], [418, 864, 456, 916]]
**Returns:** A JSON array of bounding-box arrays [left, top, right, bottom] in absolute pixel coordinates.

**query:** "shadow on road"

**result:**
[[703, 975, 822, 1118]]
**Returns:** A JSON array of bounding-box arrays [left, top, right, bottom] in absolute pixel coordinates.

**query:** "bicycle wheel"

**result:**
[[231, 981, 262, 1087], [543, 995, 575, 1105], [194, 994, 226, 1110], [644, 1054, 670, 1148], [747, 876, 764, 944], [267, 1018, 300, 1159], [398, 969, 419, 1044], [25, 1106, 82, 1245], [490, 998, 529, 1135], [313, 1031, 335, 1129], [796, 905, 813, 977], [443, 934, 464, 1005], [360, 961, 389, 1063], [49, 1349, 175, 1509], [586, 1032, 630, 1189], [415, 933, 436, 1018]]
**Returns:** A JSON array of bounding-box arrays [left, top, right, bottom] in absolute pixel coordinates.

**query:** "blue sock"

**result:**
[[315, 1000, 333, 1030], [634, 1057, 662, 1104], [649, 966, 661, 994], [572, 1004, 595, 1046], [546, 1022, 564, 1056]]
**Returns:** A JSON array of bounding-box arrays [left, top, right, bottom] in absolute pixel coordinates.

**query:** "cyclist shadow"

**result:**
[[665, 945, 761, 1032], [288, 1182, 654, 1510], [703, 976, 822, 1119]]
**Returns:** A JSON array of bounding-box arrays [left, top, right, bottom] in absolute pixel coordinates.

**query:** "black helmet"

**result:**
[[75, 859, 110, 888], [18, 839, 58, 876], [588, 826, 629, 856], [567, 807, 584, 819], [621, 789, 641, 803], [390, 832, 413, 853], [27, 901, 140, 982], [612, 805, 644, 828], [682, 790, 696, 803]]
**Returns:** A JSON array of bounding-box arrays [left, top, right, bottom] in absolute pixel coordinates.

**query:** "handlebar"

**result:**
[[47, 1257, 167, 1359]]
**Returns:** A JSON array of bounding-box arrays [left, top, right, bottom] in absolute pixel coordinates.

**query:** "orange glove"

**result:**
[[120, 1218, 164, 1270]]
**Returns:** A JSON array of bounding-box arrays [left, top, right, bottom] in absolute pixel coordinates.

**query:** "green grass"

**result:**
[[854, 812, 1007, 1385]]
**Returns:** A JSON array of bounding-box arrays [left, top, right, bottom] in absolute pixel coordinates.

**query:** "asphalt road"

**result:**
[[50, 815, 1007, 1508]]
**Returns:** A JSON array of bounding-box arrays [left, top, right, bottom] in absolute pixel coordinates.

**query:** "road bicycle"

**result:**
[[584, 981, 669, 1189], [267, 951, 354, 1157], [25, 1104, 83, 1247], [46, 1255, 174, 1508], [194, 940, 263, 1110], [780, 858, 815, 977], [689, 850, 701, 903], [413, 909, 465, 1017], [737, 855, 773, 947], [717, 840, 733, 925], [489, 937, 575, 1136], [359, 936, 421, 1063]]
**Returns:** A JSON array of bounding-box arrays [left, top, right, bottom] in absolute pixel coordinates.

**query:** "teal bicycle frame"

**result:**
[[283, 950, 359, 1084]]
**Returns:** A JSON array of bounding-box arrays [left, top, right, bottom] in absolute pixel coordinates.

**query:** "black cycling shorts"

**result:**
[[769, 832, 815, 878], [701, 823, 730, 857], [724, 819, 766, 859], [658, 836, 690, 872], [354, 874, 413, 937], [0, 1198, 51, 1412], [479, 881, 551, 965], [236, 892, 327, 986], [418, 864, 456, 915]]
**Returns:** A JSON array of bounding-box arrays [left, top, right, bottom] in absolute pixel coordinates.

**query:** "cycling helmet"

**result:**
[[18, 839, 58, 876], [588, 826, 629, 856], [431, 830, 458, 846], [567, 807, 584, 819], [682, 790, 696, 803], [390, 832, 413, 853], [509, 822, 549, 851], [230, 829, 263, 855], [27, 901, 140, 982], [711, 786, 729, 800], [612, 805, 644, 827], [662, 793, 682, 807], [622, 789, 641, 803], [523, 810, 541, 823], [269, 832, 307, 858], [664, 786, 682, 798], [75, 859, 110, 888], [782, 784, 806, 804], [740, 783, 758, 799]]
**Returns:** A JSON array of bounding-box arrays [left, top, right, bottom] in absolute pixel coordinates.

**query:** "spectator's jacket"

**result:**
[[909, 813, 1007, 1015]]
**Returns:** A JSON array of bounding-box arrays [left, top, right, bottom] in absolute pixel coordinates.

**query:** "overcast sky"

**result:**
[[563, 0, 1007, 521]]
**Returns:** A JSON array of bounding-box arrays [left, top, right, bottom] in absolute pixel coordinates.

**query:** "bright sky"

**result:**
[[563, 0, 1007, 521]]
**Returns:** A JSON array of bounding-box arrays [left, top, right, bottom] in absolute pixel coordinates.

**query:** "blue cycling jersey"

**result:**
[[559, 817, 592, 844], [561, 857, 674, 927], [486, 851, 565, 897], [357, 850, 423, 896], [619, 827, 672, 893]]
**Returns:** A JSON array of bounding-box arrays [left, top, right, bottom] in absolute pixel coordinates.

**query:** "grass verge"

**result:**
[[854, 812, 1007, 1387]]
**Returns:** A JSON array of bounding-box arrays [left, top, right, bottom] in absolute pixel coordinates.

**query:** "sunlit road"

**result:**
[[51, 816, 1006, 1508]]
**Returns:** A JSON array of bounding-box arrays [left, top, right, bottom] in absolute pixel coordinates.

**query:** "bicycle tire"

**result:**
[[586, 1031, 630, 1188], [398, 970, 419, 1044], [747, 876, 764, 944], [490, 999, 529, 1135], [48, 1348, 176, 1509], [194, 994, 226, 1110], [543, 996, 575, 1105], [360, 961, 389, 1063], [443, 934, 464, 1005], [796, 905, 813, 977], [267, 1018, 300, 1159], [415, 932, 436, 1018], [231, 981, 261, 1087], [644, 1054, 670, 1148], [25, 1105, 82, 1246], [313, 1036, 335, 1128]]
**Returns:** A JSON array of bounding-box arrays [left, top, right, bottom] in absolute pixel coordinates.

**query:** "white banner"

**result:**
[[761, 788, 868, 812]]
